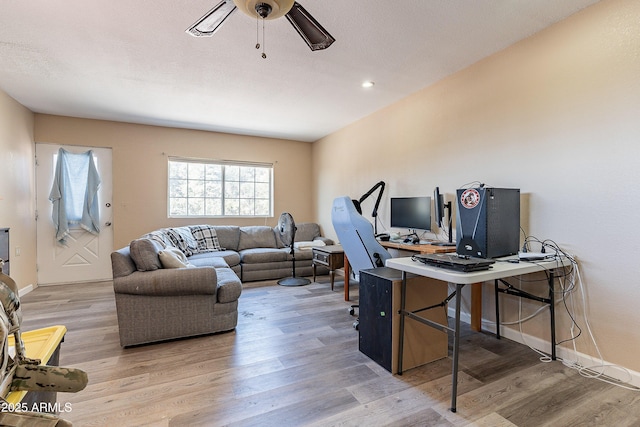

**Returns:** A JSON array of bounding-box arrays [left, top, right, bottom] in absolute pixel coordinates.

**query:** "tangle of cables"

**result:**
[[501, 231, 640, 392]]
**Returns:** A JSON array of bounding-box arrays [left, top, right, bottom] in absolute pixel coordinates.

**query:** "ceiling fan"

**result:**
[[186, 0, 335, 54]]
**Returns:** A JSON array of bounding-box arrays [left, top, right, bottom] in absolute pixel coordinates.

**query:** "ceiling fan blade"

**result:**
[[285, 2, 335, 51], [186, 0, 237, 37]]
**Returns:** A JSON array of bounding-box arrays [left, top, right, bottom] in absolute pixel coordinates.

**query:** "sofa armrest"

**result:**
[[113, 267, 218, 297], [314, 237, 334, 246]]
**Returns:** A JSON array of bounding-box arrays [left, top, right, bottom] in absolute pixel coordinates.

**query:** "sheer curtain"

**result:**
[[49, 148, 101, 243]]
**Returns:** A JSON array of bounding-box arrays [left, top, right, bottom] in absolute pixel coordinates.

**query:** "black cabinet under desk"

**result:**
[[359, 267, 448, 373]]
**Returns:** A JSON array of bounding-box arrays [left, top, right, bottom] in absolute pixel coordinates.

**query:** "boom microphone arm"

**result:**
[[352, 181, 386, 235]]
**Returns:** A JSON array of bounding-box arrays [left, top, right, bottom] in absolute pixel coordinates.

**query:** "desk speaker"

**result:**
[[455, 187, 520, 259]]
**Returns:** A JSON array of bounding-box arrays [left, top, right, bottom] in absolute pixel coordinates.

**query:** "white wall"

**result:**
[[312, 0, 640, 376]]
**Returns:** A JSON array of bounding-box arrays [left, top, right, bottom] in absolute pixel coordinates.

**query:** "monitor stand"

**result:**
[[434, 201, 456, 247]]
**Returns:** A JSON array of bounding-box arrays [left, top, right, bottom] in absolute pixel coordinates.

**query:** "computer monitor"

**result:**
[[434, 186, 445, 229], [433, 186, 455, 245], [390, 197, 431, 231]]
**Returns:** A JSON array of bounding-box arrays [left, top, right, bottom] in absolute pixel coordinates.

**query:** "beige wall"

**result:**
[[313, 0, 640, 374], [34, 116, 314, 249], [0, 90, 37, 290]]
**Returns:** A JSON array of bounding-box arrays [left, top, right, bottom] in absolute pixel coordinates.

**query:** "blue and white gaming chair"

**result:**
[[331, 196, 391, 281]]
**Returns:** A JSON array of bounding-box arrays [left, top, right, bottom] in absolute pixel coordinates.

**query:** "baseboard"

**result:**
[[18, 284, 35, 297], [447, 306, 640, 389]]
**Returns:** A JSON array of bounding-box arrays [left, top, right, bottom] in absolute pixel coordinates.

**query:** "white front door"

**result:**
[[35, 143, 113, 285]]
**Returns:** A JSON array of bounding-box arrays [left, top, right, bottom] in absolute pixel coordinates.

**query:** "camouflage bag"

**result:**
[[0, 261, 88, 426]]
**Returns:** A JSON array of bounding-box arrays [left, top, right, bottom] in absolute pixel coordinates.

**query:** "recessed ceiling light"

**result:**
[[362, 81, 375, 88]]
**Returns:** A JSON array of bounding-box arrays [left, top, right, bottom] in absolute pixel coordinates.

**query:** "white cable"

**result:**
[[520, 248, 640, 391], [454, 247, 640, 392], [569, 264, 639, 390]]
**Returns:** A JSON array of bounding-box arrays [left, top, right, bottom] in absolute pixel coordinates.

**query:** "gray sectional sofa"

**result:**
[[111, 223, 332, 347]]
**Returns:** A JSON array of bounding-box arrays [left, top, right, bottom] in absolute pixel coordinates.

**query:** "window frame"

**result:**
[[167, 156, 274, 218]]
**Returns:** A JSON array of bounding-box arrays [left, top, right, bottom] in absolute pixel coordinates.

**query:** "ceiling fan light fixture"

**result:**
[[186, 0, 335, 53], [186, 0, 237, 37], [233, 0, 294, 20]]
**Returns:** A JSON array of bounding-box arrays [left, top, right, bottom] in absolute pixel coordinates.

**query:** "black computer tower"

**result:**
[[455, 187, 520, 258], [359, 268, 394, 372]]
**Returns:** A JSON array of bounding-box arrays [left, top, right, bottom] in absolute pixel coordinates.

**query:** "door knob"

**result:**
[[105, 222, 112, 227]]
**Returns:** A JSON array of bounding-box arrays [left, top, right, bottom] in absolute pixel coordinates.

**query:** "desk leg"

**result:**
[[549, 271, 556, 360], [343, 254, 350, 302], [494, 279, 501, 339], [397, 271, 408, 375], [471, 283, 482, 332], [451, 283, 463, 413]]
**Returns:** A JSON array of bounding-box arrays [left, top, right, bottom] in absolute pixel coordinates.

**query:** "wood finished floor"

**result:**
[[18, 277, 640, 427]]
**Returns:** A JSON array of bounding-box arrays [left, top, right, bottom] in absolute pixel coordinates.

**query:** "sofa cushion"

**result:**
[[185, 253, 229, 269], [215, 267, 243, 303], [212, 226, 241, 251], [188, 250, 240, 268], [164, 227, 199, 256], [240, 248, 289, 264], [294, 223, 322, 242], [129, 238, 162, 271], [238, 226, 277, 251], [111, 247, 137, 278], [189, 225, 223, 252], [274, 222, 323, 248], [292, 248, 314, 261], [159, 247, 193, 268]]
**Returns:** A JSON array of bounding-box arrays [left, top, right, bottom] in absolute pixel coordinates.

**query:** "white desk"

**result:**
[[385, 255, 570, 412]]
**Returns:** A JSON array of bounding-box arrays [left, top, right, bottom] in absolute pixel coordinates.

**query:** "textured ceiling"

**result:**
[[0, 0, 599, 142]]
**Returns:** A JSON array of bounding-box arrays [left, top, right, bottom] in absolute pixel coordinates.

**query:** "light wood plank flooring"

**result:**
[[17, 278, 640, 427]]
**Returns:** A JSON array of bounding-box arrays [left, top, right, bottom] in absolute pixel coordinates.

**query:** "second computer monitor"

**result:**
[[390, 197, 431, 231]]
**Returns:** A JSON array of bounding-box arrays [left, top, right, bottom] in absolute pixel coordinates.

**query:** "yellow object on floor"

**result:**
[[4, 325, 67, 404]]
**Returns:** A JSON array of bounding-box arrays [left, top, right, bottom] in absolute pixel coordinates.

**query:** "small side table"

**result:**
[[312, 245, 345, 292]]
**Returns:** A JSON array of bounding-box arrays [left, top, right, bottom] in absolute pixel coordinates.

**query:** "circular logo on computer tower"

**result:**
[[460, 189, 480, 209]]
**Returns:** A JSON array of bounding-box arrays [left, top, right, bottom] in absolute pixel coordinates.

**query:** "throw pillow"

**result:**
[[163, 227, 198, 256], [158, 247, 191, 268], [189, 225, 223, 252], [129, 238, 162, 271], [294, 240, 326, 250]]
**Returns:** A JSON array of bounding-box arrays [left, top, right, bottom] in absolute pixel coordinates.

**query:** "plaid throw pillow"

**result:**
[[189, 225, 223, 252], [163, 227, 198, 256]]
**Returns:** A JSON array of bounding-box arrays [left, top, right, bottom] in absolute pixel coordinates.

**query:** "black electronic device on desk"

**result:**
[[412, 253, 495, 272], [433, 186, 456, 246], [455, 187, 520, 258], [403, 234, 420, 244]]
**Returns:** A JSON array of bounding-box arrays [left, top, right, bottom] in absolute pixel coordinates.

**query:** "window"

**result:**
[[168, 158, 273, 218]]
